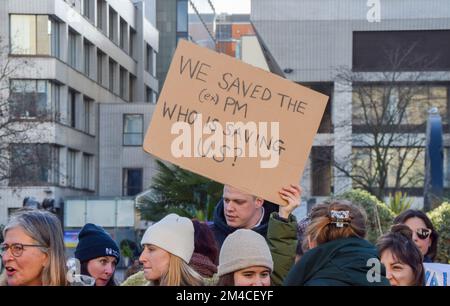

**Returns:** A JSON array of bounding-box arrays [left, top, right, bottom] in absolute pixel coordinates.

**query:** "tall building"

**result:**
[[0, 0, 159, 224], [156, 0, 216, 89], [252, 0, 450, 206], [216, 13, 255, 58]]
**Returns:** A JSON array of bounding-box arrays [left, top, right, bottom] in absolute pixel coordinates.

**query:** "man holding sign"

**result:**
[[143, 40, 328, 206], [143, 40, 328, 284]]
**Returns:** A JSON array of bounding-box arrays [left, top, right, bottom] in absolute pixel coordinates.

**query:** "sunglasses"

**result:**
[[415, 228, 432, 240]]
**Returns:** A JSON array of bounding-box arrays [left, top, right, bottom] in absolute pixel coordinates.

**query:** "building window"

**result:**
[[51, 82, 61, 122], [50, 18, 60, 58], [9, 144, 58, 186], [83, 97, 93, 134], [130, 28, 136, 59], [352, 84, 449, 130], [129, 74, 136, 102], [96, 0, 106, 31], [311, 147, 333, 196], [109, 7, 117, 43], [123, 114, 143, 146], [145, 44, 154, 74], [67, 149, 77, 187], [177, 0, 188, 32], [123, 168, 143, 196], [120, 67, 126, 99], [83, 0, 93, 21], [68, 29, 78, 68], [83, 40, 92, 77], [97, 49, 105, 84], [146, 87, 154, 103], [119, 17, 127, 50], [303, 83, 333, 133], [353, 30, 450, 71], [352, 147, 425, 194], [109, 58, 116, 92], [9, 80, 50, 118], [68, 89, 77, 128], [81, 153, 92, 189], [10, 15, 53, 55]]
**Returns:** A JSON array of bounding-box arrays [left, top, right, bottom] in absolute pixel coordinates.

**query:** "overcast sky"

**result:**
[[212, 0, 251, 14]]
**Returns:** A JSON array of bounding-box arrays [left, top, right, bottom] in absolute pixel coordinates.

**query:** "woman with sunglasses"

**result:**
[[393, 209, 439, 263], [0, 209, 67, 286]]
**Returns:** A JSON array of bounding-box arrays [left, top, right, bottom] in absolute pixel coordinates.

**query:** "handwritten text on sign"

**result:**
[[143, 40, 328, 205]]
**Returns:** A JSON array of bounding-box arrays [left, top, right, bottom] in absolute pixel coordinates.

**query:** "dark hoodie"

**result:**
[[209, 198, 278, 249], [284, 237, 390, 286]]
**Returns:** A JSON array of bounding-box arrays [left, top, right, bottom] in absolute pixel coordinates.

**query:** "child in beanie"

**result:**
[[74, 223, 120, 286], [217, 229, 273, 286]]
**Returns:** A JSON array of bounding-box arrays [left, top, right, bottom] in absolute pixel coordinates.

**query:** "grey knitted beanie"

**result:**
[[218, 229, 273, 276]]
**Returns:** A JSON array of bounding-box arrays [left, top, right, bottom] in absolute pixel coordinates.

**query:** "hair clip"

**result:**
[[330, 210, 350, 227]]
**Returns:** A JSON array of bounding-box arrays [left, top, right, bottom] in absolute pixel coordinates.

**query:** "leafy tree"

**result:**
[[137, 160, 223, 221]]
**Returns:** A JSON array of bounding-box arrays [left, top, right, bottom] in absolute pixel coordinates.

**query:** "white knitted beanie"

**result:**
[[218, 229, 273, 276], [141, 213, 194, 263]]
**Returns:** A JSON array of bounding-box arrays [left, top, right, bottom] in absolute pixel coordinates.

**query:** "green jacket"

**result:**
[[284, 237, 390, 286], [267, 212, 298, 286]]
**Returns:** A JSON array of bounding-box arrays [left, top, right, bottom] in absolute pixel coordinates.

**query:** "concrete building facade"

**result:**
[[0, 0, 159, 224], [251, 0, 450, 206], [156, 0, 216, 89]]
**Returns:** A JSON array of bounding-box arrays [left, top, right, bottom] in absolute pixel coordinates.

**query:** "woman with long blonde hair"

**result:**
[[138, 214, 203, 286]]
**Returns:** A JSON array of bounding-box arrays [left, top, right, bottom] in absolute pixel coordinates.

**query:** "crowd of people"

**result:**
[[0, 183, 440, 286]]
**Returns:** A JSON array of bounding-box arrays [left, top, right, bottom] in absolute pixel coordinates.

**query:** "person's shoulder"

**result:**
[[120, 270, 151, 286], [0, 272, 7, 286]]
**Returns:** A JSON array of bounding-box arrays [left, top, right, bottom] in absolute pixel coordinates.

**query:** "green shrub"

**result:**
[[337, 189, 395, 243], [387, 191, 413, 214], [427, 202, 450, 264]]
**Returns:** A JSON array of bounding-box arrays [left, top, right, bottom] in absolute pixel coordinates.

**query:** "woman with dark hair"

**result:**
[[377, 224, 424, 286], [393, 209, 438, 262], [190, 220, 218, 279], [74, 223, 120, 286]]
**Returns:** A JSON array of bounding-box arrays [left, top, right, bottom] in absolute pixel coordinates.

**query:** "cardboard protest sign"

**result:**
[[424, 263, 450, 286], [143, 40, 328, 205]]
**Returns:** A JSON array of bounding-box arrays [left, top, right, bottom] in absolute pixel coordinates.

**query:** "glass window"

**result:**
[[123, 168, 143, 196], [9, 80, 49, 118], [67, 149, 77, 187], [51, 18, 60, 58], [97, 0, 105, 31], [109, 59, 116, 92], [120, 18, 127, 50], [120, 67, 126, 99], [352, 147, 425, 190], [97, 50, 104, 84], [123, 114, 143, 145], [10, 15, 36, 54], [83, 97, 92, 133], [68, 90, 76, 128], [145, 44, 153, 73], [81, 154, 92, 189], [177, 0, 188, 32], [68, 30, 77, 68], [84, 40, 91, 77], [36, 15, 50, 55], [9, 144, 52, 185], [10, 15, 54, 55]]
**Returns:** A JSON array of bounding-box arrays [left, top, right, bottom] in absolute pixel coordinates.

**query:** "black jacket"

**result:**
[[284, 237, 390, 286], [209, 198, 278, 249]]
